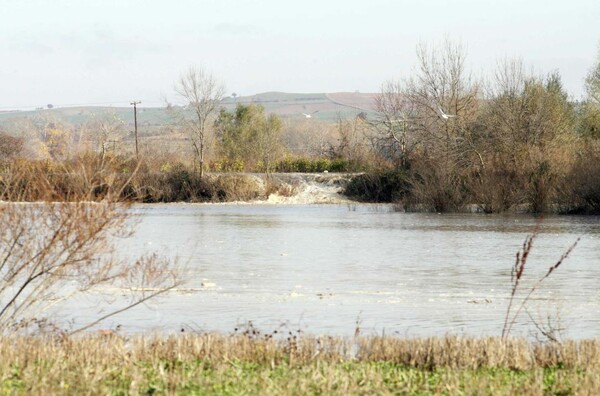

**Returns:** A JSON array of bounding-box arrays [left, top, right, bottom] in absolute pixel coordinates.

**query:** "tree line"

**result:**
[[1, 39, 600, 212], [357, 40, 600, 213]]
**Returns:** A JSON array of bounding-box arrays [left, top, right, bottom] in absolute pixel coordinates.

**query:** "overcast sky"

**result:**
[[1, 0, 599, 109]]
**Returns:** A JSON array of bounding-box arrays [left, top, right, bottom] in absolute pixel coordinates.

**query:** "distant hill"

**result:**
[[221, 91, 377, 120], [0, 92, 379, 127]]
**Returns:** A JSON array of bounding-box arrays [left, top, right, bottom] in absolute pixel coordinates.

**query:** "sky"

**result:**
[[0, 0, 599, 109]]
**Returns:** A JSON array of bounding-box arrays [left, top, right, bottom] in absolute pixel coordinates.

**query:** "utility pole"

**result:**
[[130, 101, 141, 157]]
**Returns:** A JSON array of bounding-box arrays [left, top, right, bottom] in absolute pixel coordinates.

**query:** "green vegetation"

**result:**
[[215, 104, 283, 174], [2, 43, 600, 394], [2, 42, 600, 211], [272, 156, 358, 173], [0, 334, 598, 394]]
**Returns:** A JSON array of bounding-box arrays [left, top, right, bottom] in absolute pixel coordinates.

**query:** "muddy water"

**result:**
[[78, 204, 600, 338]]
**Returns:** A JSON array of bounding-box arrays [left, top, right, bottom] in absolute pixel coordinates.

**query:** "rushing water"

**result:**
[[71, 204, 600, 339]]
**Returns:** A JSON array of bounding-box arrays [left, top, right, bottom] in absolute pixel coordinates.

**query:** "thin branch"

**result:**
[[68, 283, 179, 336]]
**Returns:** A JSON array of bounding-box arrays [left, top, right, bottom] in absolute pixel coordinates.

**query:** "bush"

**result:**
[[208, 158, 245, 172], [344, 171, 410, 202], [559, 142, 600, 214], [273, 157, 359, 173]]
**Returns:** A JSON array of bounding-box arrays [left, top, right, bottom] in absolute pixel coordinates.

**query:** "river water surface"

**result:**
[[74, 204, 600, 339]]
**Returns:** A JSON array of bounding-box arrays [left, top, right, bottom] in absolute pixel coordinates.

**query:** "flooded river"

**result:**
[[74, 204, 600, 339]]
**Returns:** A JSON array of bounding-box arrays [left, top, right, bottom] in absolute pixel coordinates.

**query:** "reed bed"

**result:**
[[1, 334, 599, 394]]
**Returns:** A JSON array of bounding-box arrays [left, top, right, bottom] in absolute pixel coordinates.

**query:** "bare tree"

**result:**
[[371, 40, 480, 173], [331, 115, 371, 167], [174, 66, 225, 177], [280, 118, 337, 158], [586, 44, 600, 105], [0, 162, 182, 335], [84, 111, 126, 159], [14, 113, 75, 160], [388, 39, 481, 211], [371, 80, 419, 167], [407, 39, 480, 165]]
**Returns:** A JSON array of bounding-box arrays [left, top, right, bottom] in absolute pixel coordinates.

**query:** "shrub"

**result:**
[[559, 141, 600, 214], [344, 171, 410, 202], [273, 157, 359, 173]]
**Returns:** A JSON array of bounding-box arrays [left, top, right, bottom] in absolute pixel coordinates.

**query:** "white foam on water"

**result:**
[[263, 174, 354, 204], [265, 184, 351, 204]]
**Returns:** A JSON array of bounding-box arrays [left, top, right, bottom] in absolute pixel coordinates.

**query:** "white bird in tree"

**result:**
[[302, 110, 319, 118], [438, 106, 455, 120]]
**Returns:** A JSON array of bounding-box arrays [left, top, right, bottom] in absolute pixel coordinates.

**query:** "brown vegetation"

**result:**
[[0, 160, 181, 335], [501, 228, 579, 340], [353, 40, 600, 214], [1, 334, 600, 394], [0, 133, 24, 159], [1, 43, 600, 212]]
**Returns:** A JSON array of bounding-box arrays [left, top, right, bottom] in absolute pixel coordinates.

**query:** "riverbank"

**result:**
[[129, 171, 356, 204], [1, 334, 597, 394], [3, 155, 600, 213], [0, 156, 357, 204]]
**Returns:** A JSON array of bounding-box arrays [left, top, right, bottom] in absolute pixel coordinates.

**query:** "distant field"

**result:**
[[0, 106, 171, 127], [326, 92, 378, 112], [0, 91, 379, 127], [221, 91, 377, 120], [0, 92, 378, 158]]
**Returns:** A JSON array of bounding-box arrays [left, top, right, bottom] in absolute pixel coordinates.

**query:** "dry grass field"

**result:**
[[1, 334, 598, 394]]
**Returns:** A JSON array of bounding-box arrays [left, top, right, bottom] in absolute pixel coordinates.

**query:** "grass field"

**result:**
[[1, 334, 598, 395]]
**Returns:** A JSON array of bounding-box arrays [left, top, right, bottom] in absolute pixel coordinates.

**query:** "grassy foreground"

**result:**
[[1, 334, 599, 395]]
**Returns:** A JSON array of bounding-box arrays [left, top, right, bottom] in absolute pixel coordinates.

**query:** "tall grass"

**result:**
[[0, 156, 269, 203], [501, 228, 579, 339], [4, 146, 600, 211], [1, 334, 599, 394], [1, 155, 349, 203]]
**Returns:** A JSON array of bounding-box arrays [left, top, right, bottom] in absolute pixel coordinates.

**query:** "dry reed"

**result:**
[[502, 226, 580, 339], [1, 334, 599, 394]]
